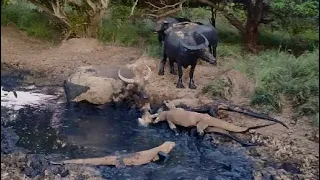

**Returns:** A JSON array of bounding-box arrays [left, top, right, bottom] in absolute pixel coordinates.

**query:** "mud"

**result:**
[[1, 72, 257, 180]]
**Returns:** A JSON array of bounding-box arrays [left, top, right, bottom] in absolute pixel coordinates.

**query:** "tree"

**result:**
[[270, 0, 319, 36], [26, 0, 110, 38], [197, 0, 318, 52], [197, 0, 270, 52]]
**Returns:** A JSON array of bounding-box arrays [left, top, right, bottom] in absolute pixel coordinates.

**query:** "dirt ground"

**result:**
[[1, 26, 319, 179]]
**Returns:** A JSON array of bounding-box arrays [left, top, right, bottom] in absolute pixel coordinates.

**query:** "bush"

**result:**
[[1, 2, 61, 42], [235, 49, 319, 122], [201, 78, 232, 99]]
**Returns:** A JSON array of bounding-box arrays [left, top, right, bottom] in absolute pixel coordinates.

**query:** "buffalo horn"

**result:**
[[180, 32, 209, 50], [118, 67, 136, 84], [144, 65, 152, 81]]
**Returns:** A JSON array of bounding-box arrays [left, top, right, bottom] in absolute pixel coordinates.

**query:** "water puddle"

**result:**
[[1, 75, 255, 179]]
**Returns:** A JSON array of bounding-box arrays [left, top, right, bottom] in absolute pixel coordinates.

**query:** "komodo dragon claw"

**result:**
[[157, 151, 169, 163]]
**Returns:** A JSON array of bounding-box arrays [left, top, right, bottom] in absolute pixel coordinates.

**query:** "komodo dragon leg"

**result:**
[[167, 120, 179, 135], [204, 127, 262, 147], [157, 151, 170, 163]]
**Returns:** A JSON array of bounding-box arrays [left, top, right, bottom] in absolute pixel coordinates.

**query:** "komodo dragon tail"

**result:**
[[188, 101, 288, 129], [215, 103, 288, 129], [206, 127, 262, 147], [244, 122, 277, 132]]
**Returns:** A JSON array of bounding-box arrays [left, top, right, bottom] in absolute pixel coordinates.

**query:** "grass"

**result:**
[[1, 1, 61, 43], [201, 78, 232, 99], [234, 49, 319, 123]]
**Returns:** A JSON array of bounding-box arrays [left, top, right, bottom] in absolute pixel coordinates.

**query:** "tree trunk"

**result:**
[[243, 20, 259, 53], [210, 7, 216, 27], [86, 9, 106, 38]]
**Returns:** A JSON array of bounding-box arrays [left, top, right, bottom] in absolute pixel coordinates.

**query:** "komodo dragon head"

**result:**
[[152, 112, 166, 124], [160, 141, 176, 153], [152, 100, 177, 123], [163, 100, 176, 109]]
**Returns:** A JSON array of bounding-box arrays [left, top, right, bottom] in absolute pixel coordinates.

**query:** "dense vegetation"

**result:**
[[1, 0, 319, 125]]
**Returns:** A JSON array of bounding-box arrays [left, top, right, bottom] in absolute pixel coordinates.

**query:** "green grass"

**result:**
[[202, 78, 232, 99], [1, 1, 61, 42], [233, 49, 319, 122]]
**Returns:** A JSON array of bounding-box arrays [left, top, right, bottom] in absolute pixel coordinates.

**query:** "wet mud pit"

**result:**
[[1, 73, 256, 180]]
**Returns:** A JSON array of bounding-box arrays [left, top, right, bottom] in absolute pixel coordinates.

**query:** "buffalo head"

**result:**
[[154, 17, 191, 44], [180, 31, 217, 66], [117, 65, 152, 101]]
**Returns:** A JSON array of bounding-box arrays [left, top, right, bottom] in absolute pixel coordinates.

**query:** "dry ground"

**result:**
[[1, 26, 319, 179]]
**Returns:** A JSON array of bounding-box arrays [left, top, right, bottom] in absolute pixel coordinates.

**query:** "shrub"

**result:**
[[1, 2, 60, 42], [235, 49, 319, 121], [202, 78, 232, 99]]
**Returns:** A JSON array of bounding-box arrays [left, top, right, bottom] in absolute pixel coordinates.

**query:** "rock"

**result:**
[[63, 65, 134, 105]]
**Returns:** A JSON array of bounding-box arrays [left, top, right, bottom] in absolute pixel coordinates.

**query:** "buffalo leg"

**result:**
[[176, 62, 185, 88], [189, 64, 197, 89], [169, 59, 176, 75], [209, 45, 213, 55], [213, 45, 217, 58], [158, 51, 167, 76]]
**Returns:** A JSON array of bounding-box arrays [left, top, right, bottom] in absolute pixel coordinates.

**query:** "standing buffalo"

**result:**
[[159, 23, 217, 89], [155, 19, 219, 58]]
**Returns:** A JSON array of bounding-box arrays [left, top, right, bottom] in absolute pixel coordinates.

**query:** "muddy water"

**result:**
[[1, 74, 255, 180]]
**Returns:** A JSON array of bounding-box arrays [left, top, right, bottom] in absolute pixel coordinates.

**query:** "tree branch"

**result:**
[[66, 0, 82, 7], [197, 0, 245, 33], [86, 0, 97, 12], [130, 0, 139, 16], [28, 0, 70, 27], [144, 0, 187, 19], [100, 0, 109, 9]]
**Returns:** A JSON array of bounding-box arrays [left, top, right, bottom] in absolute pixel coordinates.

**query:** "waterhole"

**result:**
[[1, 73, 255, 180]]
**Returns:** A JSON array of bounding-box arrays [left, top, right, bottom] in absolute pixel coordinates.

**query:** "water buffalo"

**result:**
[[155, 20, 219, 58], [63, 64, 152, 106], [154, 17, 191, 45], [159, 26, 217, 89]]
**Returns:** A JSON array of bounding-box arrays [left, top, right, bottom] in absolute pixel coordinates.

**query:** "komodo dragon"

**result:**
[[50, 141, 175, 167], [162, 98, 288, 129], [138, 103, 159, 126], [152, 101, 275, 136]]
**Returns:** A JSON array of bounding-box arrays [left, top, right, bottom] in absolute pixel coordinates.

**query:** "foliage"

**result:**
[[270, 0, 319, 18], [2, 0, 12, 7], [25, 0, 110, 38], [234, 49, 319, 121], [202, 78, 232, 99], [270, 0, 319, 39], [1, 1, 61, 42]]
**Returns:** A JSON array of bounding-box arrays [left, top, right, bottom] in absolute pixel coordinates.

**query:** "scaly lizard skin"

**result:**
[[50, 141, 175, 167], [164, 98, 288, 129], [152, 101, 275, 136]]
